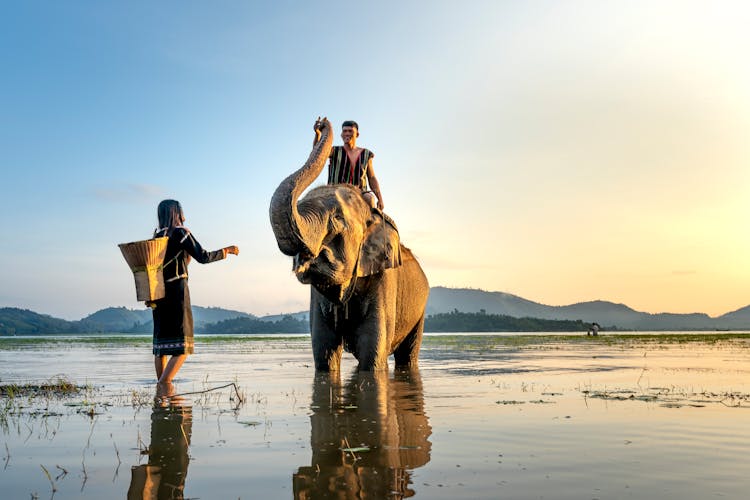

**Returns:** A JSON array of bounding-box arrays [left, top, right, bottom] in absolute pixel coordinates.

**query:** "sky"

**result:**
[[2, 1, 750, 320]]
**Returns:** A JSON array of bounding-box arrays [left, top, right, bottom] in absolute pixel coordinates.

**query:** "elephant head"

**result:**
[[269, 118, 401, 302]]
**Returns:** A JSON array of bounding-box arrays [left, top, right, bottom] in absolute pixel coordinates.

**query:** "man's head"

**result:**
[[342, 120, 359, 131], [341, 120, 359, 145]]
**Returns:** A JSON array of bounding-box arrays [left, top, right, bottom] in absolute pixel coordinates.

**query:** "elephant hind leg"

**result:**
[[394, 316, 424, 369]]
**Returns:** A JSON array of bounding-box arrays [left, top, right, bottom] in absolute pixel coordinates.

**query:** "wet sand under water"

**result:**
[[1, 333, 749, 499]]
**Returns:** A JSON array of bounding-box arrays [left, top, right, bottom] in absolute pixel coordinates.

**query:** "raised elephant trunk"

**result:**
[[269, 118, 333, 256]]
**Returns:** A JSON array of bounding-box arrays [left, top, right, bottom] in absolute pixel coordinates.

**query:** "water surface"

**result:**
[[1, 333, 749, 499]]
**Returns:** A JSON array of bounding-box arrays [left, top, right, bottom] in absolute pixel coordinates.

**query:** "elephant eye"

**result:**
[[329, 214, 348, 233], [328, 233, 344, 250]]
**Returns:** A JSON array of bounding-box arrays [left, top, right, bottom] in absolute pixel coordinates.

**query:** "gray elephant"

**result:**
[[269, 118, 429, 371]]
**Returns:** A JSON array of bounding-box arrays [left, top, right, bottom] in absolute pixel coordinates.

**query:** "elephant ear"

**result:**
[[357, 211, 402, 277]]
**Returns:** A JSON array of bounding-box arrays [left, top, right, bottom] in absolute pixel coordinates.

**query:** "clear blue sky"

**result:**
[[2, 1, 750, 319]]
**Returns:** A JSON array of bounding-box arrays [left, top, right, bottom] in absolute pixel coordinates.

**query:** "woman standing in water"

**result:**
[[150, 199, 239, 387]]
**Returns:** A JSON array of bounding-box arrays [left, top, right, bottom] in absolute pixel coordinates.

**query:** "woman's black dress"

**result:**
[[152, 226, 225, 356]]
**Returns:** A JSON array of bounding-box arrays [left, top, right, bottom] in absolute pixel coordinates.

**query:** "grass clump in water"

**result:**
[[0, 375, 86, 399]]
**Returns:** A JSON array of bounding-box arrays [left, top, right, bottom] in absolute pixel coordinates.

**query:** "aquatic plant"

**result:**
[[0, 375, 85, 398]]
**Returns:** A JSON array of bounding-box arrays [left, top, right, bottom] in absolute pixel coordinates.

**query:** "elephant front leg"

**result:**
[[311, 297, 343, 372], [355, 333, 388, 371], [355, 316, 389, 371], [312, 332, 343, 371]]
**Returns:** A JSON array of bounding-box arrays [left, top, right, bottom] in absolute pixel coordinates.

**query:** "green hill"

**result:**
[[80, 307, 152, 332], [0, 308, 82, 335]]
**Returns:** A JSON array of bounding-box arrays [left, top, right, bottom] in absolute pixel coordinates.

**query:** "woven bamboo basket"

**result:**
[[118, 237, 169, 301]]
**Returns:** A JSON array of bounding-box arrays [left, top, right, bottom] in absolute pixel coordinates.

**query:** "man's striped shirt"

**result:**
[[327, 146, 375, 190]]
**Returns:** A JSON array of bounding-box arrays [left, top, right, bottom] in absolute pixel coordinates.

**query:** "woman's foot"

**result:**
[[156, 381, 175, 400]]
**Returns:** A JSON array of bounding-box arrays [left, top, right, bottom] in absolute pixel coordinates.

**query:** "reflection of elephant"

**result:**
[[293, 369, 432, 498], [127, 398, 192, 500], [270, 118, 429, 371]]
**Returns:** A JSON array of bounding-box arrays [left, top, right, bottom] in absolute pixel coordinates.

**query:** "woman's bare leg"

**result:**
[[158, 355, 187, 384], [155, 355, 167, 380]]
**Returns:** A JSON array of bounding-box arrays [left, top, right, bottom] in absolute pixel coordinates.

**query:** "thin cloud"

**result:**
[[91, 183, 164, 204]]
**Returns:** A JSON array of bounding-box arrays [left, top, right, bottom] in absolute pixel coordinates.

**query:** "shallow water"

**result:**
[[1, 334, 749, 499]]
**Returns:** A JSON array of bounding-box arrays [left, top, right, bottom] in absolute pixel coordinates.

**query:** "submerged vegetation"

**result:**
[[0, 376, 95, 429], [422, 332, 750, 349], [0, 376, 86, 398], [582, 387, 750, 408]]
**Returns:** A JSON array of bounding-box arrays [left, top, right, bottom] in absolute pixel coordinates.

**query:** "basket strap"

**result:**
[[161, 250, 187, 282]]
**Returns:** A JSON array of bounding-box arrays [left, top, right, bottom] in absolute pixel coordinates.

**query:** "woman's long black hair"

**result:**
[[155, 199, 184, 237]]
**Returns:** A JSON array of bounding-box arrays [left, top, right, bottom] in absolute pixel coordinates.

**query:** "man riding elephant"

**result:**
[[314, 118, 385, 211], [270, 118, 428, 372]]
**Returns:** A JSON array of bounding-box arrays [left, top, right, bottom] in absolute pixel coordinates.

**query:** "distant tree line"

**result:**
[[199, 310, 590, 334], [1, 307, 594, 335], [196, 315, 308, 334], [424, 309, 590, 332]]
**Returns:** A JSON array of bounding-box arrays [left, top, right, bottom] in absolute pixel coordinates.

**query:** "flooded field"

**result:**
[[1, 333, 750, 499]]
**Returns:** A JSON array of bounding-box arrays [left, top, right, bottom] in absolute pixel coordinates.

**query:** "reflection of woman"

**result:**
[[127, 391, 193, 500], [150, 199, 239, 384], [294, 370, 432, 498]]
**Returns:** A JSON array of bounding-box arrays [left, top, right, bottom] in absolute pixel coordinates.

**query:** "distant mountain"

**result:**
[[78, 306, 254, 333], [0, 307, 83, 335], [3, 287, 750, 334], [192, 306, 256, 324], [426, 287, 746, 330], [713, 305, 750, 330], [80, 307, 152, 332], [426, 287, 544, 318], [1, 306, 256, 335]]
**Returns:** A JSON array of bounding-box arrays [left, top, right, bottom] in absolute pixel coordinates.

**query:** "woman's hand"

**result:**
[[224, 245, 239, 256]]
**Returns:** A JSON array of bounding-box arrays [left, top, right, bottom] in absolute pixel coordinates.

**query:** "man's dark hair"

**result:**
[[341, 120, 359, 130]]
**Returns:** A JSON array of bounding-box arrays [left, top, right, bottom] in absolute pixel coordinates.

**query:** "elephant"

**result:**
[[269, 118, 429, 371], [293, 370, 432, 498]]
